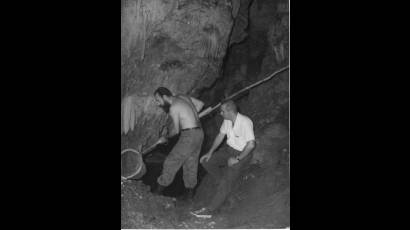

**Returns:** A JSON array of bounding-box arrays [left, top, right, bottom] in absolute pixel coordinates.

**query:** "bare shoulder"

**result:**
[[170, 98, 184, 111], [169, 104, 179, 117], [175, 94, 192, 106], [176, 94, 190, 101]]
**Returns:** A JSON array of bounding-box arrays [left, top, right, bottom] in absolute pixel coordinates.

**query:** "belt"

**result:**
[[181, 127, 201, 132]]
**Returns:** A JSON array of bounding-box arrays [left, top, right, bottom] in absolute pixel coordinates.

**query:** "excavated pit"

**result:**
[[140, 136, 189, 198], [121, 0, 289, 228]]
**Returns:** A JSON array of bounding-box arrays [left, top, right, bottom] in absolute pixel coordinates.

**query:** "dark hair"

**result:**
[[154, 87, 172, 97]]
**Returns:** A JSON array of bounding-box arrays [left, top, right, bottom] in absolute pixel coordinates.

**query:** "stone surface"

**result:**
[[121, 0, 290, 228], [121, 0, 234, 148]]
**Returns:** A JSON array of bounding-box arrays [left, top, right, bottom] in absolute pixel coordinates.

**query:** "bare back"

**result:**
[[171, 95, 201, 129]]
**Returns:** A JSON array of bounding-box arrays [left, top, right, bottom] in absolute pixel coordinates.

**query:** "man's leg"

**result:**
[[180, 130, 204, 200], [201, 146, 232, 183], [207, 151, 252, 212], [181, 150, 200, 200], [182, 130, 204, 189], [157, 136, 190, 189]]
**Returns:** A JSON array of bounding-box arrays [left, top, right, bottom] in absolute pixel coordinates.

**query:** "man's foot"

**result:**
[[190, 207, 215, 218], [152, 184, 166, 195]]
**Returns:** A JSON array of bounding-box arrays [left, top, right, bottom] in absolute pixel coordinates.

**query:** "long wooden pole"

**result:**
[[125, 65, 289, 157], [198, 65, 289, 118]]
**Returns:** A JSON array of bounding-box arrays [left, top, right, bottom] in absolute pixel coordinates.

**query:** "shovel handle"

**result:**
[[141, 141, 161, 155]]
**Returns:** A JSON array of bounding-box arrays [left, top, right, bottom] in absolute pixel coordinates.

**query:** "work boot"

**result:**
[[181, 188, 195, 201], [153, 184, 166, 195]]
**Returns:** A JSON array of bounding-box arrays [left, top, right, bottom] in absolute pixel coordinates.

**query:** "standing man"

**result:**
[[153, 87, 205, 200], [193, 100, 256, 216]]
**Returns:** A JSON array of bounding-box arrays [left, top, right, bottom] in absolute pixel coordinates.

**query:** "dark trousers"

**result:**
[[157, 128, 204, 188], [201, 146, 252, 211]]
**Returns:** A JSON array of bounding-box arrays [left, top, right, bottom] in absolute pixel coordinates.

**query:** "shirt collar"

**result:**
[[232, 112, 241, 129]]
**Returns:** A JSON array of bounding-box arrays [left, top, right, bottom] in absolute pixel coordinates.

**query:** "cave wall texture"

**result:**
[[200, 0, 289, 161], [121, 0, 235, 149], [194, 2, 289, 225], [121, 0, 289, 227], [120, 0, 289, 174], [121, 0, 289, 172]]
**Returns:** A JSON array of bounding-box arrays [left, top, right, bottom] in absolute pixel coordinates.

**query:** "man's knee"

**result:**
[[183, 169, 198, 188], [157, 174, 171, 186], [200, 160, 209, 170], [202, 160, 219, 175], [184, 177, 197, 188], [225, 166, 241, 180]]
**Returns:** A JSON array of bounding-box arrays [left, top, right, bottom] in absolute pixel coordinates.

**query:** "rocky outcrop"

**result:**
[[121, 0, 234, 148], [237, 0, 289, 130], [121, 0, 289, 228], [194, 0, 289, 227], [199, 0, 289, 152], [229, 0, 254, 46]]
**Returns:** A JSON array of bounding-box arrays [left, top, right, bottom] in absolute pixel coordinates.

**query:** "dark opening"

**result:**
[[134, 135, 188, 198], [130, 131, 211, 198]]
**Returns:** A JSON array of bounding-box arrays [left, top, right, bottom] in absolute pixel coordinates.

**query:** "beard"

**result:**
[[160, 102, 171, 113]]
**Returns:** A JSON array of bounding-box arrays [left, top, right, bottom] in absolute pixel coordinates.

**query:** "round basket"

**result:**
[[121, 148, 147, 180]]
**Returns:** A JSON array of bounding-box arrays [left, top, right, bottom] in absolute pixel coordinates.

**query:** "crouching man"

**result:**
[[193, 100, 256, 216]]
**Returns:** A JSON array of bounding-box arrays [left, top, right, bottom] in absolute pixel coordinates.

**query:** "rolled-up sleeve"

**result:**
[[220, 120, 228, 134]]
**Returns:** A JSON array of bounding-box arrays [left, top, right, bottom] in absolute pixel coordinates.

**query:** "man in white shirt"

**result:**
[[193, 100, 256, 216]]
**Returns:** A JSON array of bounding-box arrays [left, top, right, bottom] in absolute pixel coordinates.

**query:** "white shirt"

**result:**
[[220, 113, 255, 151]]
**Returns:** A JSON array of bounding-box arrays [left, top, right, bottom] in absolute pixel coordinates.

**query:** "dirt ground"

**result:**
[[121, 146, 289, 229], [121, 179, 230, 229]]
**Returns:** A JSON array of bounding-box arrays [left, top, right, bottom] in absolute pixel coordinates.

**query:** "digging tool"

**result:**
[[141, 139, 164, 155]]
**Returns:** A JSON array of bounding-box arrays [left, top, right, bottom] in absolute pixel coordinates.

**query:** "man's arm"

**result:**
[[200, 132, 226, 163], [208, 132, 226, 154], [227, 140, 256, 166], [236, 117, 256, 160], [236, 140, 256, 160], [167, 106, 180, 138]]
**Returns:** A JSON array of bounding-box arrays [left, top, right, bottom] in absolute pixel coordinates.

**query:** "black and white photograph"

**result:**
[[121, 0, 289, 228]]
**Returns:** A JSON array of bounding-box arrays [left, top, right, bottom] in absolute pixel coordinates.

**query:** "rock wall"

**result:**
[[121, 0, 234, 149], [121, 0, 290, 228], [244, 0, 289, 130], [199, 0, 289, 153], [195, 0, 289, 226]]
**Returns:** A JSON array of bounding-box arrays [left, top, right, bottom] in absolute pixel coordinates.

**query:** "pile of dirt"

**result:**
[[121, 122, 290, 228], [193, 162, 289, 228], [193, 122, 290, 228], [121, 179, 230, 228], [121, 180, 177, 228], [225, 162, 290, 228]]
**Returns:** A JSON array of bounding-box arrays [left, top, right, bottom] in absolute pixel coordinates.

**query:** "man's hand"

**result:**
[[137, 144, 143, 153], [157, 136, 168, 145], [200, 152, 213, 163], [227, 157, 239, 167]]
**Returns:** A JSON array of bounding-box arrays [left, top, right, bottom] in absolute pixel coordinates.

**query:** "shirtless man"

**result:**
[[152, 87, 205, 200]]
